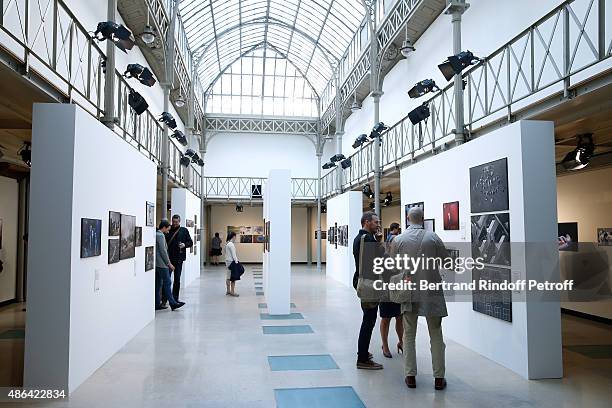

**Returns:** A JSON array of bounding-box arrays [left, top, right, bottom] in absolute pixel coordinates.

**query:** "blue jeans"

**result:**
[[155, 267, 177, 307]]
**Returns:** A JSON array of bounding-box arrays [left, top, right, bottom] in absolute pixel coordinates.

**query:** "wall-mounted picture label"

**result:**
[[469, 158, 509, 213], [424, 218, 435, 232], [120, 214, 136, 260], [109, 211, 121, 236], [405, 202, 424, 228], [597, 227, 612, 246], [443, 201, 459, 230], [471, 213, 511, 266], [145, 246, 154, 271], [108, 239, 120, 264], [80, 218, 102, 258], [558, 222, 578, 251], [146, 202, 155, 227], [135, 227, 142, 247]]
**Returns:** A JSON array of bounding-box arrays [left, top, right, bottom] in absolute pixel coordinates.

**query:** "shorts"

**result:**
[[379, 302, 401, 318], [210, 248, 222, 256]]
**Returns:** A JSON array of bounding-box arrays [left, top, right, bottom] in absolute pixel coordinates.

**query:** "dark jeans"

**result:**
[[357, 302, 379, 362], [156, 267, 177, 307], [162, 260, 183, 303]]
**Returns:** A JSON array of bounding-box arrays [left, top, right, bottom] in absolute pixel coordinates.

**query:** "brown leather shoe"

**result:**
[[405, 376, 416, 388], [356, 358, 383, 370], [434, 378, 447, 390]]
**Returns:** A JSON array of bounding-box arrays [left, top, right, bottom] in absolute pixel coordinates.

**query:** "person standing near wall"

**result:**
[[224, 231, 240, 297], [161, 214, 193, 306], [380, 222, 403, 358], [155, 220, 185, 311], [210, 232, 222, 265]]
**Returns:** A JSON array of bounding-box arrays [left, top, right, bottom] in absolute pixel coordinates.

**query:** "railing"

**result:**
[[322, 0, 612, 198], [202, 177, 319, 201]]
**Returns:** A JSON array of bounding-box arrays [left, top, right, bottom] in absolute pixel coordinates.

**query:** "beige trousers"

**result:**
[[402, 311, 445, 378]]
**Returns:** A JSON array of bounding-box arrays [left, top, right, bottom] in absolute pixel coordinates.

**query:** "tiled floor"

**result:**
[[0, 264, 611, 407]]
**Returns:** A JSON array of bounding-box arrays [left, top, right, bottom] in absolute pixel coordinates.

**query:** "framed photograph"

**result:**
[[186, 219, 195, 228], [120, 214, 136, 260], [108, 239, 120, 264], [315, 230, 327, 239], [443, 201, 459, 230], [471, 213, 511, 266], [240, 235, 253, 244], [145, 246, 154, 271], [558, 222, 578, 251], [80, 218, 102, 258], [470, 158, 509, 213], [146, 202, 155, 227], [598, 228, 612, 246], [424, 218, 435, 232], [109, 211, 121, 236], [472, 265, 512, 322], [405, 202, 424, 228], [135, 227, 142, 247]]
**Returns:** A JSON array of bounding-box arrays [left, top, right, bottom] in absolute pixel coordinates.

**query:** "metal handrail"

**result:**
[[202, 177, 319, 200]]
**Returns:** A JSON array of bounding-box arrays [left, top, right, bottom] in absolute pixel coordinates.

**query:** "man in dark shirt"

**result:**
[[161, 214, 194, 305], [353, 211, 387, 370]]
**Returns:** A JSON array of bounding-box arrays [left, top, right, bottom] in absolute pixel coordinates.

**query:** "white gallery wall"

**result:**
[[25, 104, 157, 393], [0, 175, 18, 303], [326, 191, 362, 287], [171, 188, 201, 287], [399, 120, 562, 380], [557, 166, 612, 320]]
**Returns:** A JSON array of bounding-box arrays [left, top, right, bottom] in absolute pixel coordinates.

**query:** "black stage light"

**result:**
[[179, 155, 191, 167], [124, 63, 156, 87], [196, 158, 204, 167], [184, 148, 196, 157], [171, 130, 188, 146], [352, 134, 368, 149], [340, 158, 352, 169], [561, 134, 595, 171], [384, 192, 393, 206], [369, 122, 388, 139], [128, 89, 148, 115], [322, 161, 337, 170], [19, 142, 31, 167], [94, 21, 135, 53], [438, 50, 480, 81], [330, 153, 346, 163], [362, 184, 374, 199], [236, 203, 244, 213], [408, 104, 430, 125], [408, 79, 439, 98], [321, 203, 327, 213], [158, 112, 177, 129], [190, 152, 202, 163]]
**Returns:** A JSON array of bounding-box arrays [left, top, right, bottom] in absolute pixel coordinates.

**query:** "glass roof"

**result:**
[[179, 0, 365, 97]]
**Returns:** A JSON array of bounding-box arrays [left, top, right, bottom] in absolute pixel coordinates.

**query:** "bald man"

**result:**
[[389, 207, 448, 390]]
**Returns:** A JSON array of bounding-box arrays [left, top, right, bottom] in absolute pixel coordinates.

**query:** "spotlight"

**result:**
[[128, 89, 148, 115], [400, 38, 415, 57], [322, 161, 336, 170], [93, 21, 135, 53], [185, 148, 196, 157], [190, 152, 202, 163], [140, 25, 156, 45], [179, 155, 191, 167], [561, 134, 595, 171], [438, 50, 480, 81], [236, 203, 244, 213], [352, 134, 368, 149], [340, 158, 352, 169], [19, 142, 31, 167], [408, 103, 430, 125], [158, 112, 177, 129], [369, 122, 388, 139], [321, 203, 327, 213], [362, 184, 374, 199], [330, 153, 346, 163], [384, 192, 392, 206], [195, 158, 204, 167], [124, 63, 156, 87], [174, 93, 186, 108], [171, 130, 188, 146], [408, 79, 439, 98]]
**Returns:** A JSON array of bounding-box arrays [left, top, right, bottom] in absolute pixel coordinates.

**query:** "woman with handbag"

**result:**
[[380, 222, 403, 358], [224, 232, 240, 297]]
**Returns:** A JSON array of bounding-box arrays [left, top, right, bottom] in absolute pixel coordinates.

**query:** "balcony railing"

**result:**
[[202, 177, 318, 201]]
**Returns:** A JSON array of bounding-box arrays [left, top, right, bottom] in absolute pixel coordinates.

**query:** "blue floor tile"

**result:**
[[268, 355, 338, 371], [258, 303, 296, 308], [260, 312, 304, 320], [262, 325, 314, 334], [275, 386, 365, 408]]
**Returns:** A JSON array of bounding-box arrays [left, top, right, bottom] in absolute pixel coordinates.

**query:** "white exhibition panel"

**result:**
[[326, 191, 362, 287], [25, 104, 157, 393], [0, 176, 19, 303], [399, 120, 562, 380], [171, 188, 201, 287], [263, 169, 291, 315]]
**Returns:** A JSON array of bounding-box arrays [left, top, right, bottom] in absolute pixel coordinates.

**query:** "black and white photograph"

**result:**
[[186, 219, 195, 228], [597, 227, 612, 246], [146, 202, 155, 227], [470, 158, 509, 213], [424, 218, 435, 232], [471, 212, 511, 266], [109, 211, 121, 236], [120, 214, 136, 260], [472, 265, 513, 322], [315, 230, 327, 240], [145, 246, 154, 271], [80, 218, 102, 258], [135, 227, 142, 247], [405, 202, 424, 228], [558, 222, 579, 251], [108, 239, 120, 264]]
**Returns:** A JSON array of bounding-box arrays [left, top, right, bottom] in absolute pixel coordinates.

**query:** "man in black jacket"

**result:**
[[162, 214, 194, 305], [353, 211, 387, 370]]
